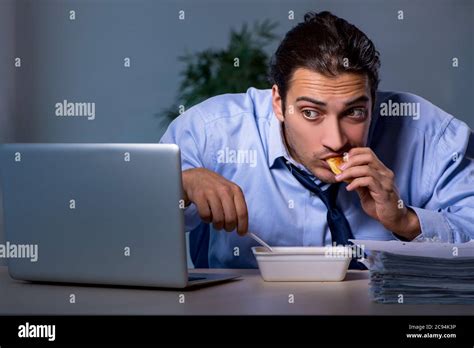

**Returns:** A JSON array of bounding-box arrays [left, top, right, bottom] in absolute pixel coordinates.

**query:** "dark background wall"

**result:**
[[10, 0, 474, 144], [0, 0, 17, 265]]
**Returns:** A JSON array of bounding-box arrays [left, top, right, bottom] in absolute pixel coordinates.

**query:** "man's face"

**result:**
[[271, 68, 373, 183]]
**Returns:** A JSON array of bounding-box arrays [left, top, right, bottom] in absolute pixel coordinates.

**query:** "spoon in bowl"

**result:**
[[247, 232, 273, 252]]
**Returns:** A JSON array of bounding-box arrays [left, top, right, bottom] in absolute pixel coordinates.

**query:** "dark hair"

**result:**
[[269, 11, 381, 114]]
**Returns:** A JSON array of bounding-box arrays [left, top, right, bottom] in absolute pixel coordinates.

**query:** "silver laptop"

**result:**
[[0, 143, 238, 288]]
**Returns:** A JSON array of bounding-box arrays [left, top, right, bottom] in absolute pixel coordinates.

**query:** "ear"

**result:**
[[271, 84, 285, 122]]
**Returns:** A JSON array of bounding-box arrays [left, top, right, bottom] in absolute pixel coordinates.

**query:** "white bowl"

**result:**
[[252, 246, 351, 282]]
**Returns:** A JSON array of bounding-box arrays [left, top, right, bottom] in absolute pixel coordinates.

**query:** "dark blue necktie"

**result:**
[[283, 160, 367, 270]]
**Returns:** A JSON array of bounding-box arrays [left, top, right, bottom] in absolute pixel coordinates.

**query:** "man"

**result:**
[[160, 11, 474, 269]]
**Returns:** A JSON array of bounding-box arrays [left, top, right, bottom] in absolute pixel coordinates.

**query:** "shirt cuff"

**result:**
[[398, 206, 453, 243], [184, 203, 202, 232]]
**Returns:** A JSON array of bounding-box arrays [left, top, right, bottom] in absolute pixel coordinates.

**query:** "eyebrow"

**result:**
[[295, 95, 369, 107]]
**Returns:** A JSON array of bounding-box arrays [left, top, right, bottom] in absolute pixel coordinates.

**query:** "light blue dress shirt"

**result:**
[[160, 88, 474, 268]]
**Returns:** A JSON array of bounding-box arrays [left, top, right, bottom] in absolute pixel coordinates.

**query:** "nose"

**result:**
[[320, 116, 347, 152]]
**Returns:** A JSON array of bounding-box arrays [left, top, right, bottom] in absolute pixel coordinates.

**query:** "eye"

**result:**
[[302, 109, 320, 120], [347, 108, 367, 119]]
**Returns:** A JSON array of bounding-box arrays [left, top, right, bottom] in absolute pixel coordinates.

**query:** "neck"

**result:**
[[281, 123, 303, 165]]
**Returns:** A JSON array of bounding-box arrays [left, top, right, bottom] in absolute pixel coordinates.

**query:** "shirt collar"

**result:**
[[267, 111, 287, 169]]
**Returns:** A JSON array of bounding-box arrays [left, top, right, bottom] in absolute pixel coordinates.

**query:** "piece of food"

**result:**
[[326, 157, 344, 175], [326, 156, 352, 183]]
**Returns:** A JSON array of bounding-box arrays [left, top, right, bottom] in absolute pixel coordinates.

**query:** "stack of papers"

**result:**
[[351, 239, 474, 304]]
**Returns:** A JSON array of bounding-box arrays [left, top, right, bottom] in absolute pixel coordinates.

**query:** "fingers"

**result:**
[[339, 153, 373, 170], [233, 186, 249, 236], [219, 186, 238, 232], [346, 176, 381, 193], [194, 193, 212, 223], [206, 193, 225, 230], [336, 148, 394, 188], [335, 164, 381, 184], [201, 185, 246, 234], [344, 147, 384, 170], [183, 168, 249, 236], [219, 185, 249, 235]]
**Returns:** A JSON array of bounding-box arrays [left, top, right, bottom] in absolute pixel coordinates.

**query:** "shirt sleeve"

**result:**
[[409, 117, 474, 243], [159, 106, 211, 232]]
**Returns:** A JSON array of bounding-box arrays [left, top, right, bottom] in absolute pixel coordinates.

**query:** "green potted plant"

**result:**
[[160, 19, 278, 125]]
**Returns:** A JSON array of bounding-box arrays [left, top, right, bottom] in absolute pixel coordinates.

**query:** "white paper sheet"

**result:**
[[350, 239, 474, 259]]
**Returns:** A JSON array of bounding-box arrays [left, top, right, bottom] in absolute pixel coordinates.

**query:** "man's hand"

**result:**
[[334, 147, 421, 240], [182, 168, 248, 236]]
